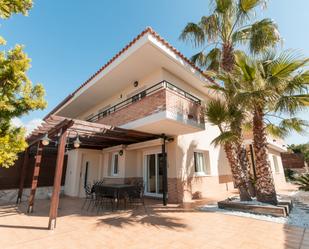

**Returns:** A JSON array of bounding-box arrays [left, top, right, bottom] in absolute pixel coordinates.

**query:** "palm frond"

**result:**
[[279, 118, 308, 134], [294, 174, 309, 191], [211, 131, 238, 147], [199, 14, 220, 42], [266, 123, 289, 138], [215, 0, 233, 14], [274, 95, 309, 114], [238, 0, 265, 13], [205, 99, 229, 126], [191, 48, 221, 71], [249, 18, 280, 54], [179, 22, 205, 47]]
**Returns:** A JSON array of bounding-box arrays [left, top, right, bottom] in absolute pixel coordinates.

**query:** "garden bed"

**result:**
[[217, 198, 292, 217]]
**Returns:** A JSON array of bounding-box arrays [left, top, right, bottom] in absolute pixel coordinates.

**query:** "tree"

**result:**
[[234, 51, 309, 204], [180, 0, 280, 200], [180, 0, 280, 72], [205, 97, 252, 201], [0, 0, 47, 168], [288, 143, 309, 164]]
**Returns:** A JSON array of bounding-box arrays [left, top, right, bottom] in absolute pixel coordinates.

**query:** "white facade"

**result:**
[[50, 28, 287, 203]]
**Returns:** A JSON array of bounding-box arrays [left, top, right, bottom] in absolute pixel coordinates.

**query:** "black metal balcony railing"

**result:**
[[87, 80, 201, 123]]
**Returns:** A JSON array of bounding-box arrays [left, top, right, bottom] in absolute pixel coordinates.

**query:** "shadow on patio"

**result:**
[[0, 196, 211, 231]]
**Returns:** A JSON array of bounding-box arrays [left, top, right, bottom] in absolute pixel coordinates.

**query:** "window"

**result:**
[[111, 153, 119, 176], [194, 151, 210, 175], [273, 155, 279, 173]]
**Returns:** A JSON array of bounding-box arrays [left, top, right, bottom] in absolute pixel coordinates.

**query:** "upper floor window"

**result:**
[[111, 153, 119, 176], [194, 151, 210, 175]]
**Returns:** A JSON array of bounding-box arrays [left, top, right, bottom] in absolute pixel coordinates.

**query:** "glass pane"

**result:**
[[113, 154, 118, 174], [273, 155, 279, 173], [147, 154, 156, 193], [194, 152, 205, 173]]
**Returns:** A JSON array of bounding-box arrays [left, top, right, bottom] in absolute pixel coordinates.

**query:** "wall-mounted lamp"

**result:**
[[119, 149, 124, 156], [133, 81, 138, 87]]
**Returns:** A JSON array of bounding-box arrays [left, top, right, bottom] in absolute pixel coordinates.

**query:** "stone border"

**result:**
[[218, 200, 293, 217]]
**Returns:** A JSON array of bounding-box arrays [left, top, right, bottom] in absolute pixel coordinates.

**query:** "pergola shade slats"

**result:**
[[26, 115, 160, 149]]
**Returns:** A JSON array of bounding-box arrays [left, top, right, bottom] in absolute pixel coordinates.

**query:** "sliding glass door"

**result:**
[[144, 153, 164, 197]]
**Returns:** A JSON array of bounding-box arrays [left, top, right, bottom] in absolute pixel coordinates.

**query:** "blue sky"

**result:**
[[2, 0, 308, 144]]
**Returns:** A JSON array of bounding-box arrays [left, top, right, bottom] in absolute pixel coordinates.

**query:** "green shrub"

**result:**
[[295, 173, 309, 191], [284, 168, 296, 182]]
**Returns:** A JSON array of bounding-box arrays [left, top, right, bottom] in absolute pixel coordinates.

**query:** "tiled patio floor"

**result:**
[[0, 190, 308, 249]]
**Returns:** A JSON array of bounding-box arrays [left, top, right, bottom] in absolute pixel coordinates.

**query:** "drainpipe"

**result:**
[[161, 134, 168, 206]]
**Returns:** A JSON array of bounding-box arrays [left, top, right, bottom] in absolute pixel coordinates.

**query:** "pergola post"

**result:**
[[48, 129, 67, 230], [16, 148, 30, 204], [161, 135, 168, 206], [27, 142, 43, 213]]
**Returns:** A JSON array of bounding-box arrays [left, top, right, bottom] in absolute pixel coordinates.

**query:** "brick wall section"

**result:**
[[96, 88, 204, 127], [97, 90, 166, 126], [281, 152, 305, 169]]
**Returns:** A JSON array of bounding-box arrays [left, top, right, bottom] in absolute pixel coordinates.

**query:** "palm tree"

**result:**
[[180, 0, 280, 200], [180, 0, 280, 72], [234, 51, 309, 204], [205, 66, 252, 201], [205, 99, 251, 201]]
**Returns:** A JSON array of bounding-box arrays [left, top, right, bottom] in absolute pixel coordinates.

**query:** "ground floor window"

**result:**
[[111, 153, 119, 176], [194, 151, 210, 175], [272, 155, 279, 173]]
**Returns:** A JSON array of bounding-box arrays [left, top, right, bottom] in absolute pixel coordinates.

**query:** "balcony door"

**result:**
[[144, 153, 164, 197]]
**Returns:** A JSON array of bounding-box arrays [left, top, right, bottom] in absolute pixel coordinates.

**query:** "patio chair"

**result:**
[[127, 182, 145, 209], [81, 183, 95, 211], [94, 185, 116, 212]]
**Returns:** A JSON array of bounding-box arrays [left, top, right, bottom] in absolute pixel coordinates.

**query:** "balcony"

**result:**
[[87, 81, 205, 135]]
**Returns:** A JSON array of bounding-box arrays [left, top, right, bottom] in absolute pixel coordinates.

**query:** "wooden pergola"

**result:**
[[17, 115, 167, 230]]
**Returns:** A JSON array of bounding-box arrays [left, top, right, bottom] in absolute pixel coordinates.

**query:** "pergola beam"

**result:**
[[16, 148, 29, 204], [27, 142, 43, 213], [48, 129, 68, 230]]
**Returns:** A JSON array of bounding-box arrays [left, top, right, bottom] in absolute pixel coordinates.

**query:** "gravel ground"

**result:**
[[200, 191, 309, 228]]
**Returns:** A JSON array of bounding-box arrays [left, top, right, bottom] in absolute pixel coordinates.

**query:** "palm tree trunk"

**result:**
[[235, 125, 255, 198], [253, 106, 278, 205], [224, 142, 251, 201], [237, 143, 256, 197], [221, 42, 235, 72]]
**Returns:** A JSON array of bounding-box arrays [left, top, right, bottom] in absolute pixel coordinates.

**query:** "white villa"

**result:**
[[45, 27, 287, 204]]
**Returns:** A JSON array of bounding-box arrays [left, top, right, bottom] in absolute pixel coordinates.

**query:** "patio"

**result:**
[[0, 196, 308, 249]]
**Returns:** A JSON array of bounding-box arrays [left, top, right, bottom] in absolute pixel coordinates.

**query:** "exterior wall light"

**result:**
[[73, 136, 81, 148], [119, 149, 124, 156], [133, 81, 138, 87], [41, 134, 51, 146]]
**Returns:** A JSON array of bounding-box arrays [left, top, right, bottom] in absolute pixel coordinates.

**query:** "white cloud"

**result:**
[[11, 117, 43, 135]]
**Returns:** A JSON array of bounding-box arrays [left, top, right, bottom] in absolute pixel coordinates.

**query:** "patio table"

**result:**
[[99, 184, 136, 208]]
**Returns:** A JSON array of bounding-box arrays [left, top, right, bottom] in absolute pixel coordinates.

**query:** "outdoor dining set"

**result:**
[[81, 180, 145, 212]]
